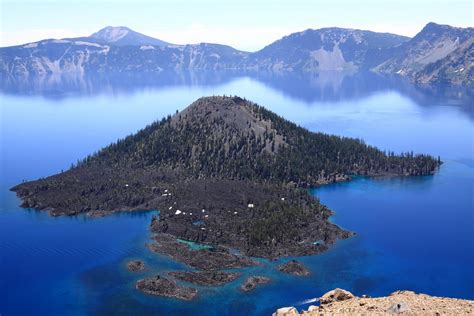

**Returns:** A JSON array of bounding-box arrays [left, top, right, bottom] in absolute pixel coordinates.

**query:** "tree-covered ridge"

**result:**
[[80, 96, 440, 186]]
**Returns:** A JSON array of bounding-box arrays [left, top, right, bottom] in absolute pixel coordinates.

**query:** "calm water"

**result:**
[[1, 72, 473, 315]]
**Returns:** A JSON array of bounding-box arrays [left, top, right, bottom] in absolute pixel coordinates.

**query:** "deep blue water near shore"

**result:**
[[1, 72, 473, 315]]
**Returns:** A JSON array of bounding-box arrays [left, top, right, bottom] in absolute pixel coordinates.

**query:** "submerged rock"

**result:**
[[136, 275, 197, 300], [168, 271, 241, 286], [277, 260, 310, 276], [127, 260, 145, 272], [240, 276, 271, 292]]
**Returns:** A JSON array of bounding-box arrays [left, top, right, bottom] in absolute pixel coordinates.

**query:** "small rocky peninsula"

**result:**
[[11, 96, 441, 300]]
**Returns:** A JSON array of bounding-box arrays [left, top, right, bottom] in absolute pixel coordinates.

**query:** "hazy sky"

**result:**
[[1, 0, 472, 51]]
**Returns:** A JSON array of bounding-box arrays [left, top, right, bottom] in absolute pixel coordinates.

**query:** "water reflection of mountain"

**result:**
[[0, 71, 241, 99], [253, 71, 473, 111], [1, 71, 472, 117]]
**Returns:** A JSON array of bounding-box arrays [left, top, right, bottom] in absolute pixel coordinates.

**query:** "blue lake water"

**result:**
[[1, 72, 473, 315]]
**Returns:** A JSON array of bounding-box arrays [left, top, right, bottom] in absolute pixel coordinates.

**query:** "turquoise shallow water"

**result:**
[[0, 72, 473, 315]]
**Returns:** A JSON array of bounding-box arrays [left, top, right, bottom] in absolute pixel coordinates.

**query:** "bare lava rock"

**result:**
[[168, 271, 241, 286], [277, 260, 310, 276], [127, 260, 145, 272], [240, 276, 271, 292], [136, 275, 197, 301]]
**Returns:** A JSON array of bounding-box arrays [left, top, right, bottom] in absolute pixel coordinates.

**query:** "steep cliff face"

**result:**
[[374, 22, 474, 85], [0, 40, 111, 76], [0, 40, 248, 76], [414, 37, 474, 85]]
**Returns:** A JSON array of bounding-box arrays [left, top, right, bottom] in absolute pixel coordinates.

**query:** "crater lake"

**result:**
[[1, 71, 473, 315]]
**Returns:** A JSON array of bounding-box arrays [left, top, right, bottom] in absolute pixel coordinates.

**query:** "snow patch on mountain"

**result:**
[[23, 43, 38, 48], [140, 45, 155, 50], [74, 41, 104, 48], [52, 39, 71, 44]]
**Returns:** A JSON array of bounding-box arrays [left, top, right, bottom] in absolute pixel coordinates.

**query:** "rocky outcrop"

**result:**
[[273, 307, 299, 316], [136, 275, 197, 300], [273, 289, 474, 315], [127, 260, 145, 271], [319, 288, 354, 304], [277, 260, 310, 276], [168, 271, 241, 286], [240, 276, 271, 292]]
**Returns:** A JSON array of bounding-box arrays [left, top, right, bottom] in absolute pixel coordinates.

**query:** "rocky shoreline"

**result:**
[[168, 271, 241, 286], [134, 234, 319, 299], [12, 166, 353, 260], [148, 233, 256, 270], [273, 289, 474, 315]]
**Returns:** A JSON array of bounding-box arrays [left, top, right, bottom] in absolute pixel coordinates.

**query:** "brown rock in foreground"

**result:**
[[319, 288, 354, 304], [273, 289, 474, 315]]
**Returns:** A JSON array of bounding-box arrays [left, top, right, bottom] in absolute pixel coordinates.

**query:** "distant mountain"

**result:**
[[0, 23, 472, 86], [243, 27, 409, 72], [89, 26, 170, 46], [374, 22, 474, 85]]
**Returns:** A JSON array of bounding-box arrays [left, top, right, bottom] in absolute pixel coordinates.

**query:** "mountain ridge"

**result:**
[[1, 22, 471, 85]]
